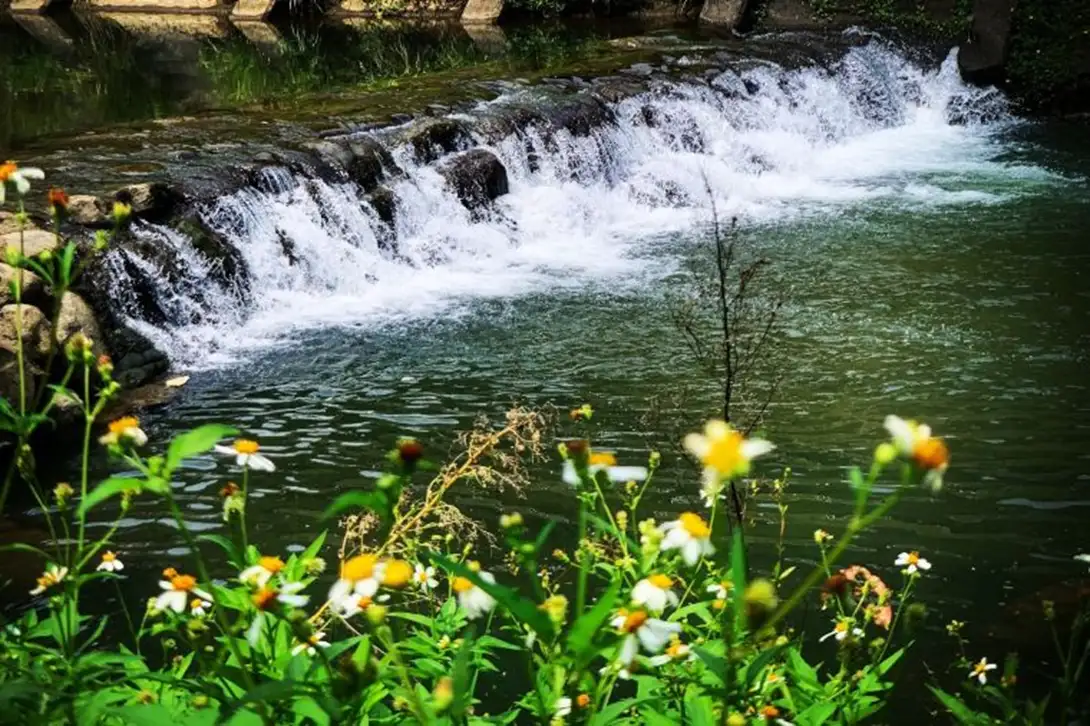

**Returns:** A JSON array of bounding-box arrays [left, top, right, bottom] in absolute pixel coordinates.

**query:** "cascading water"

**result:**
[[115, 34, 1026, 367]]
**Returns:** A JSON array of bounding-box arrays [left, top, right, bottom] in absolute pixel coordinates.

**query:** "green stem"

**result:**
[[575, 492, 589, 617], [239, 467, 250, 554], [378, 625, 431, 724]]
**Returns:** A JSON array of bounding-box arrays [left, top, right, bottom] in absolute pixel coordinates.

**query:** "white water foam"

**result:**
[[119, 39, 1051, 367]]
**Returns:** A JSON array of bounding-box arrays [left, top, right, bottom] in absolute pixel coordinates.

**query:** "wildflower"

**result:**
[[96, 551, 124, 573], [190, 599, 209, 617], [883, 415, 949, 491], [1075, 553, 1090, 568], [659, 512, 714, 566], [247, 582, 309, 645], [819, 618, 864, 643], [96, 354, 113, 378], [707, 579, 732, 600], [743, 579, 779, 615], [649, 637, 693, 665], [894, 551, 931, 575], [541, 595, 569, 626], [303, 557, 327, 576], [0, 160, 45, 201], [576, 693, 590, 708], [413, 563, 438, 590], [946, 620, 965, 636], [112, 200, 132, 222], [433, 677, 454, 712], [726, 714, 747, 726], [330, 555, 382, 613], [53, 482, 74, 506], [381, 559, 413, 588], [453, 569, 497, 620], [99, 417, 148, 447], [339, 594, 378, 619], [611, 609, 681, 666], [214, 439, 275, 472], [291, 631, 330, 657], [47, 187, 68, 212], [631, 574, 679, 613], [685, 420, 774, 489], [500, 512, 523, 529], [759, 704, 794, 725], [156, 573, 212, 613], [555, 698, 572, 717], [396, 438, 424, 466], [813, 529, 833, 545], [969, 657, 996, 684], [30, 564, 68, 595], [562, 450, 648, 486], [239, 556, 284, 588]]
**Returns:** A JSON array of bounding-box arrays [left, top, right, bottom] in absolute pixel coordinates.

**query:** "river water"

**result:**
[[6, 13, 1090, 703]]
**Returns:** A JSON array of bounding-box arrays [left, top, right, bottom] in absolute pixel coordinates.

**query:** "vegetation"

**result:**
[[1, 164, 1089, 726]]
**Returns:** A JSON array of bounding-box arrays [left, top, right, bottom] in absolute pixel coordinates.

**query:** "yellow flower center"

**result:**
[[913, 438, 949, 470], [171, 575, 196, 592], [0, 161, 17, 182], [647, 574, 673, 590], [190, 599, 205, 611], [666, 640, 687, 658], [163, 567, 178, 579], [704, 428, 746, 474], [259, 556, 284, 573], [415, 570, 429, 583], [382, 560, 413, 588], [452, 576, 474, 594], [906, 552, 920, 565], [622, 611, 648, 633], [835, 621, 848, 633], [108, 417, 139, 435], [576, 694, 590, 708], [760, 705, 781, 720], [973, 660, 988, 675], [233, 439, 260, 455], [252, 588, 276, 610], [341, 554, 378, 582], [679, 512, 710, 538], [589, 452, 617, 467], [36, 575, 53, 589], [102, 552, 117, 563]]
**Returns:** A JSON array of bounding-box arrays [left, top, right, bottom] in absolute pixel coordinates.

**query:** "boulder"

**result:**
[[0, 264, 50, 310], [115, 182, 181, 223], [0, 212, 30, 237], [439, 149, 509, 211], [55, 292, 104, 358], [401, 118, 472, 163], [701, 0, 748, 26], [301, 140, 355, 182], [543, 94, 615, 137], [2, 229, 60, 258], [366, 186, 398, 227], [958, 0, 1016, 85], [346, 137, 397, 192], [0, 304, 50, 362], [66, 195, 110, 227]]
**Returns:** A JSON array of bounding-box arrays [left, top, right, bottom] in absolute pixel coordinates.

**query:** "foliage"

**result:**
[[1, 165, 1088, 726]]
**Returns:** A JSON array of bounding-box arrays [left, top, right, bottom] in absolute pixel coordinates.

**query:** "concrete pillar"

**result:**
[[231, 0, 281, 21], [699, 0, 747, 26], [460, 0, 503, 23]]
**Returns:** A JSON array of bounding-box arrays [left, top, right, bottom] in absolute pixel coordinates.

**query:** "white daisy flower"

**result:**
[[555, 697, 572, 717], [239, 556, 285, 588], [612, 610, 682, 666], [700, 479, 722, 508], [413, 563, 438, 591], [98, 417, 148, 448], [29, 564, 68, 596], [631, 575, 680, 613], [155, 573, 213, 613], [883, 415, 949, 491], [562, 451, 648, 487], [453, 570, 497, 620], [819, 618, 864, 643], [189, 599, 210, 617], [1074, 553, 1090, 568], [706, 580, 732, 600], [969, 657, 997, 684], [291, 631, 330, 657], [659, 512, 715, 566], [684, 420, 774, 490], [214, 439, 275, 472], [894, 551, 931, 574], [329, 555, 383, 614], [649, 638, 694, 666], [0, 161, 44, 202], [96, 551, 124, 573], [247, 582, 309, 646]]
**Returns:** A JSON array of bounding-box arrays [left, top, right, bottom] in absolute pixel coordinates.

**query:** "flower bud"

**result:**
[[93, 230, 109, 251], [365, 605, 388, 625], [432, 677, 454, 712], [500, 512, 523, 529], [875, 442, 898, 466], [112, 201, 132, 223], [53, 482, 74, 506]]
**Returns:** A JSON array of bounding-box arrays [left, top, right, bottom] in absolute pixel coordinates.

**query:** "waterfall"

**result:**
[[115, 34, 1018, 367]]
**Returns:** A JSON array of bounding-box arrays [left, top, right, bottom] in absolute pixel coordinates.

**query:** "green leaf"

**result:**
[[639, 709, 678, 726], [77, 477, 140, 517], [451, 631, 473, 720], [198, 534, 245, 568], [787, 646, 820, 688], [428, 554, 554, 640], [590, 697, 656, 726], [693, 646, 727, 684], [686, 696, 717, 726], [876, 646, 906, 676], [111, 705, 178, 726], [166, 424, 238, 471], [566, 577, 620, 666], [322, 491, 391, 523], [797, 701, 837, 726], [743, 643, 785, 689], [929, 686, 989, 725], [293, 696, 331, 726], [730, 526, 747, 640]]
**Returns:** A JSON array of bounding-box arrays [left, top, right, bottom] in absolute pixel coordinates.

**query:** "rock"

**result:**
[[439, 149, 509, 211], [2, 229, 60, 259], [701, 0, 749, 26], [0, 212, 29, 237], [0, 304, 50, 361], [115, 182, 181, 222], [66, 195, 110, 227], [544, 95, 615, 137], [0, 264, 49, 310], [366, 186, 398, 227], [401, 118, 472, 163], [55, 292, 104, 358], [959, 0, 1016, 85], [345, 137, 397, 192], [302, 140, 354, 180], [620, 63, 655, 78]]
